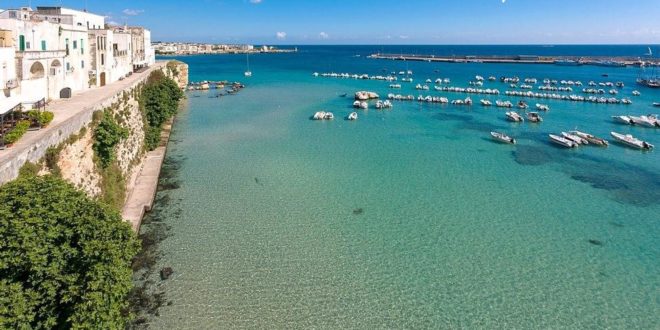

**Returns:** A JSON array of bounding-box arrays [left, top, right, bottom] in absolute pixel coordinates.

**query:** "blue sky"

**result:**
[[3, 0, 660, 44]]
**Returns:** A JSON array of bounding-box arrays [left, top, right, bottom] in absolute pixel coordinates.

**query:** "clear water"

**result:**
[[143, 46, 659, 328]]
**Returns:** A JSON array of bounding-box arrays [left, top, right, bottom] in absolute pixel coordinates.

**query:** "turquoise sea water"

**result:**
[[142, 46, 659, 328]]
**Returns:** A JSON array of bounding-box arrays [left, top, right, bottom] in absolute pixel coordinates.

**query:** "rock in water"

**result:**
[[588, 239, 603, 246], [353, 208, 364, 215], [160, 267, 174, 280]]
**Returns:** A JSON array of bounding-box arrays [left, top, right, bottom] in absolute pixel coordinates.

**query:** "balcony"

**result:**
[[16, 50, 67, 61]]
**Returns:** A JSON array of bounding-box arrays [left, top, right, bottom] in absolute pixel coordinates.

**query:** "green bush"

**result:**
[[0, 175, 140, 329], [141, 71, 183, 151], [27, 110, 55, 126], [3, 120, 31, 144], [93, 111, 128, 168]]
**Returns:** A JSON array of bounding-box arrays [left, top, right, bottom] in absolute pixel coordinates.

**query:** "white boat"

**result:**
[[570, 130, 609, 146], [612, 115, 634, 125], [244, 53, 252, 77], [630, 115, 658, 128], [353, 101, 368, 109], [549, 134, 578, 148], [632, 90, 641, 96], [488, 76, 496, 81], [505, 111, 524, 122], [312, 111, 326, 120], [475, 75, 484, 81], [480, 99, 492, 106], [535, 103, 550, 111], [347, 112, 358, 120], [517, 100, 529, 109], [610, 132, 654, 150], [561, 132, 588, 145], [425, 79, 432, 83], [527, 112, 543, 123], [324, 112, 334, 120], [490, 131, 516, 144], [654, 102, 660, 107]]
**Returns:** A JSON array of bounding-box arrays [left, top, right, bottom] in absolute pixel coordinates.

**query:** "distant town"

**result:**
[[152, 42, 297, 55]]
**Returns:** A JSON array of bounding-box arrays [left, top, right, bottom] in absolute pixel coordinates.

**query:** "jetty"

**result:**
[[368, 53, 659, 67]]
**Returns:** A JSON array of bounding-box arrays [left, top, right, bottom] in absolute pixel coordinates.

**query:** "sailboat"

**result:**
[[244, 53, 252, 77], [637, 47, 659, 88]]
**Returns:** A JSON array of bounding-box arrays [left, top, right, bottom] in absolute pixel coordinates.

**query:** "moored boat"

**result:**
[[535, 103, 550, 111], [480, 99, 492, 106], [324, 112, 334, 120], [549, 134, 578, 148], [570, 130, 609, 146], [312, 111, 326, 120], [347, 112, 358, 120], [612, 115, 634, 125], [490, 131, 516, 144], [630, 115, 658, 128], [527, 112, 543, 123], [610, 132, 654, 150], [561, 132, 589, 145], [505, 111, 524, 122]]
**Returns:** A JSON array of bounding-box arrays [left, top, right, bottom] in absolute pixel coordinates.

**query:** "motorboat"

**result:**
[[535, 103, 550, 111], [496, 100, 513, 108], [632, 90, 641, 96], [480, 99, 492, 106], [375, 100, 393, 109], [561, 132, 589, 145], [526, 112, 543, 123], [517, 100, 529, 109], [549, 134, 578, 148], [347, 112, 358, 120], [324, 112, 334, 120], [506, 111, 524, 122], [488, 76, 497, 81], [630, 115, 658, 128], [312, 111, 326, 120], [570, 130, 609, 146], [610, 132, 654, 150], [653, 102, 660, 107], [612, 115, 634, 125], [353, 101, 368, 109], [490, 131, 516, 144]]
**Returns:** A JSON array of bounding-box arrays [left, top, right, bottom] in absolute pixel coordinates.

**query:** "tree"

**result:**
[[141, 71, 183, 151], [93, 111, 128, 168], [0, 175, 140, 329]]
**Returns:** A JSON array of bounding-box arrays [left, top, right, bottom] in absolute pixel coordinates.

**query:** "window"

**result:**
[[41, 40, 46, 51], [26, 41, 31, 49], [101, 54, 104, 65], [73, 40, 77, 49], [19, 35, 25, 51], [81, 60, 85, 68], [66, 62, 70, 71], [81, 39, 84, 54]]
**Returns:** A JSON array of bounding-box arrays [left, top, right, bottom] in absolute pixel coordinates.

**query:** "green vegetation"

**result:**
[[99, 163, 127, 211], [0, 175, 140, 329], [3, 120, 31, 145], [27, 110, 55, 127], [94, 110, 129, 168], [141, 70, 183, 151], [18, 162, 41, 178]]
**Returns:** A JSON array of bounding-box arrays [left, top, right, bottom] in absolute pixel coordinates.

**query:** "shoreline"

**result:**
[[122, 118, 175, 232]]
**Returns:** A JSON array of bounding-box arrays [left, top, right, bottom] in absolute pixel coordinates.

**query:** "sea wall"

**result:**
[[0, 60, 188, 224]]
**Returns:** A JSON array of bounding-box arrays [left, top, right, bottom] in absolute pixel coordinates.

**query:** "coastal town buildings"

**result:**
[[0, 6, 155, 112], [152, 42, 291, 55]]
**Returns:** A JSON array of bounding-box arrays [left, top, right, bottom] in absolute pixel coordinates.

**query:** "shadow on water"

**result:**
[[127, 153, 185, 329], [512, 145, 660, 207]]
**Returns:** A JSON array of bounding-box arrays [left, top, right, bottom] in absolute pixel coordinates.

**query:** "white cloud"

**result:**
[[319, 32, 329, 39], [122, 9, 144, 16], [250, 0, 262, 3], [276, 31, 287, 40], [399, 35, 409, 39], [107, 21, 120, 26]]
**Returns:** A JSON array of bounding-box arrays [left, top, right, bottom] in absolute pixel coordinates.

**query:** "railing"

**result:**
[[16, 50, 66, 60]]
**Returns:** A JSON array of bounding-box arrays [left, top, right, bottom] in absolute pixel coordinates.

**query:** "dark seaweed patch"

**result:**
[[512, 145, 559, 166], [588, 239, 603, 246], [353, 208, 364, 215]]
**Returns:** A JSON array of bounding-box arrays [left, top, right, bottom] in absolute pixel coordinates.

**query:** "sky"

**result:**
[[2, 0, 659, 44]]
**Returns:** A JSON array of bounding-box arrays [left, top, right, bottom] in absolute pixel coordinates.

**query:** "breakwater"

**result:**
[[368, 53, 659, 66]]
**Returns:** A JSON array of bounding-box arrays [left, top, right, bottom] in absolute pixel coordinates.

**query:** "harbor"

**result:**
[[368, 53, 660, 67]]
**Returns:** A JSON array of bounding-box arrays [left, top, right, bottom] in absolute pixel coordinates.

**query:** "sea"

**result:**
[[139, 45, 659, 329]]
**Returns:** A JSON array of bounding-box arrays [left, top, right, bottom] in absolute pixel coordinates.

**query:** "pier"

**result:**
[[368, 53, 659, 67]]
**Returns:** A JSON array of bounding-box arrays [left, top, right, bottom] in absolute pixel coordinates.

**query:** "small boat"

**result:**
[[561, 132, 588, 145], [480, 99, 492, 106], [526, 112, 543, 123], [612, 115, 634, 125], [632, 90, 641, 96], [653, 102, 660, 107], [610, 132, 654, 150], [630, 115, 658, 128], [570, 130, 609, 146], [506, 111, 524, 122], [347, 112, 358, 120], [312, 111, 326, 120], [244, 53, 252, 77], [490, 131, 516, 144], [535, 103, 550, 111], [549, 134, 578, 148], [353, 101, 368, 109], [324, 112, 334, 120], [517, 100, 529, 109]]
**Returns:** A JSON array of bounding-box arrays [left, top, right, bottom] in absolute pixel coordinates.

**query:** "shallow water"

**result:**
[[141, 46, 659, 328]]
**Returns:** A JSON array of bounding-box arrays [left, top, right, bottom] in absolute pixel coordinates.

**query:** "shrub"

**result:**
[[0, 175, 140, 329], [140, 71, 183, 151], [3, 120, 31, 144], [93, 111, 128, 168], [27, 110, 54, 126]]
